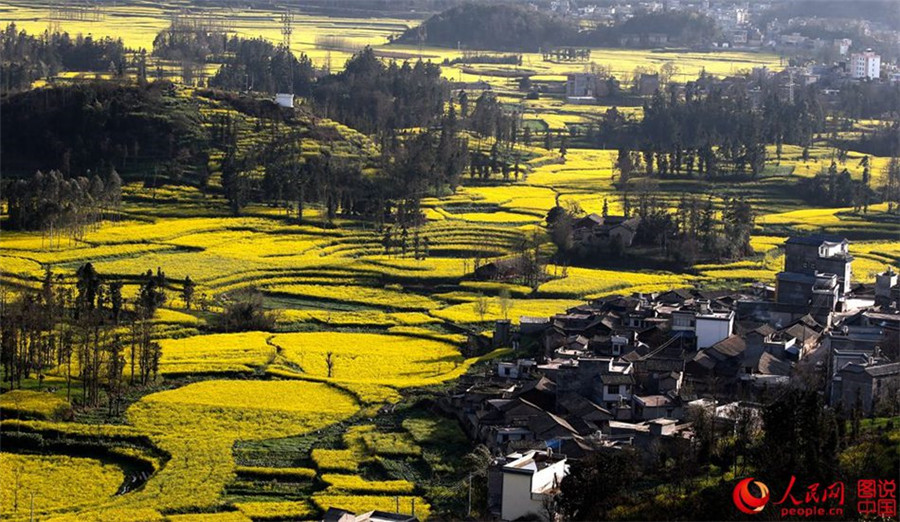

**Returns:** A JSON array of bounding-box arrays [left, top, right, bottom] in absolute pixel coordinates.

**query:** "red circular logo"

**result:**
[[733, 477, 770, 515]]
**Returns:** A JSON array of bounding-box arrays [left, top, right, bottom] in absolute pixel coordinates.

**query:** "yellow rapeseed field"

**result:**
[[311, 494, 431, 521], [157, 332, 275, 376], [431, 298, 584, 324], [265, 283, 441, 310], [0, 453, 123, 519], [234, 500, 316, 520], [115, 380, 358, 515], [272, 332, 466, 387], [321, 474, 416, 494], [0, 390, 72, 420]]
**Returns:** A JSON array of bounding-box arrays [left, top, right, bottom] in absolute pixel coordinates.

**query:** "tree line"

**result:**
[[218, 96, 469, 230], [0, 261, 276, 413], [606, 76, 824, 180], [393, 3, 719, 52], [0, 81, 210, 182], [4, 168, 122, 239], [1, 265, 167, 413], [547, 188, 755, 266], [208, 37, 315, 96], [0, 23, 127, 93]]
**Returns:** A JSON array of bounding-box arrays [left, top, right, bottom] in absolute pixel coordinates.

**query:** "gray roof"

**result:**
[[710, 335, 748, 358], [600, 373, 635, 385], [785, 234, 847, 246], [865, 362, 900, 378], [757, 352, 792, 376], [776, 271, 818, 284]]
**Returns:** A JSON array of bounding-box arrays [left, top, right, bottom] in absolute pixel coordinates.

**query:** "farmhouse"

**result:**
[[497, 450, 568, 522], [565, 72, 598, 98], [831, 362, 900, 415], [571, 214, 641, 252]]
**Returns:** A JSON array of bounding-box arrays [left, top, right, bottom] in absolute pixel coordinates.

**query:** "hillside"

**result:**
[[394, 2, 580, 52], [0, 82, 377, 186]]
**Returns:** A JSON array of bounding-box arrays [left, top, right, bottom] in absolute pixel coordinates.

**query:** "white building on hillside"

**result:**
[[696, 307, 735, 349], [850, 50, 880, 79], [501, 450, 568, 521], [275, 93, 295, 108]]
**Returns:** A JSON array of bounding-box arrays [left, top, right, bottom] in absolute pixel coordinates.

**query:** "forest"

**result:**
[[394, 3, 720, 51], [0, 23, 127, 93], [0, 81, 210, 180]]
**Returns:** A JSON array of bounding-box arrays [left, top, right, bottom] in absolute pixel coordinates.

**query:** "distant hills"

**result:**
[[393, 2, 719, 52]]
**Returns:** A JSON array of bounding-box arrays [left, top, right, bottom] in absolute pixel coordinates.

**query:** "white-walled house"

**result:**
[[696, 309, 735, 349], [275, 93, 295, 108], [501, 450, 569, 521]]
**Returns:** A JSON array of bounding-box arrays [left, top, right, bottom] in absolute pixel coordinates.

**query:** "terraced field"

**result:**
[[2, 3, 899, 520], [3, 142, 898, 521]]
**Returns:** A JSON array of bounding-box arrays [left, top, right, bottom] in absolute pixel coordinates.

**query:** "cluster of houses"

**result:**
[[442, 234, 899, 520], [546, 0, 898, 63], [564, 50, 896, 107]]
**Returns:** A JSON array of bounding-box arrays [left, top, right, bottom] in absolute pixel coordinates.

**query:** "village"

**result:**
[[442, 234, 900, 520]]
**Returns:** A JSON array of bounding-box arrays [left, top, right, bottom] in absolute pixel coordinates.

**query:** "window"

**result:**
[[608, 385, 620, 395]]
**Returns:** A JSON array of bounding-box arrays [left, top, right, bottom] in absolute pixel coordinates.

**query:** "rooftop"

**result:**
[[503, 450, 567, 475], [785, 234, 848, 247]]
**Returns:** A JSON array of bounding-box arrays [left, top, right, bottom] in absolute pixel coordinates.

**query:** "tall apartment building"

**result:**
[[850, 50, 881, 79]]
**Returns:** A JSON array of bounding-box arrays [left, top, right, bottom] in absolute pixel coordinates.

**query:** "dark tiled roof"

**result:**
[[757, 352, 791, 376], [710, 335, 748, 358], [776, 271, 818, 284], [785, 234, 847, 246], [641, 357, 685, 373], [783, 323, 820, 343], [866, 362, 900, 377], [600, 373, 635, 385], [557, 393, 611, 418], [621, 350, 643, 362]]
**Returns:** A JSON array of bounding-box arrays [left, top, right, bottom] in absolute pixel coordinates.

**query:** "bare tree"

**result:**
[[325, 351, 335, 378], [474, 294, 491, 322], [498, 289, 511, 320]]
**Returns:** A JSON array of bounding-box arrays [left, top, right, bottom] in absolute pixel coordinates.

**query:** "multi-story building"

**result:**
[[499, 450, 569, 521], [780, 235, 853, 294], [850, 50, 881, 79], [565, 72, 597, 98]]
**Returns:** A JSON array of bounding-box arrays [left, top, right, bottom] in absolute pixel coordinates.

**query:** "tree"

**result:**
[[881, 156, 900, 213], [474, 294, 491, 322], [218, 288, 276, 332], [754, 387, 839, 485], [459, 90, 469, 119], [109, 281, 123, 324], [182, 276, 195, 310], [615, 148, 634, 185], [721, 198, 755, 259], [325, 351, 335, 378], [221, 146, 251, 216], [498, 288, 511, 320], [138, 269, 166, 319], [558, 448, 640, 521]]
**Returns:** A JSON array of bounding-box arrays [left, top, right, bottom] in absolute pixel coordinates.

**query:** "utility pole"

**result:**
[[282, 9, 294, 92], [467, 473, 473, 517]]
